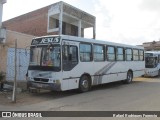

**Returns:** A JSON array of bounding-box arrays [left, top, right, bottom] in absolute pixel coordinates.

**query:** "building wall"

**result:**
[[3, 6, 49, 36], [0, 30, 35, 73], [2, 5, 79, 37], [143, 41, 160, 51]]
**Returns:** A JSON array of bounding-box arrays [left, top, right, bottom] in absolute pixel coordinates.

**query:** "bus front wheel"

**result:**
[[123, 71, 133, 84], [78, 75, 91, 92]]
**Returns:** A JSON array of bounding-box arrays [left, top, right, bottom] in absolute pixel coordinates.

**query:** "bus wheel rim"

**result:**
[[82, 80, 88, 89], [128, 73, 132, 82]]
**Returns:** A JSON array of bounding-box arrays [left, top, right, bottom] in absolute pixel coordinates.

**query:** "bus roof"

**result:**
[[32, 35, 144, 50], [145, 51, 160, 55]]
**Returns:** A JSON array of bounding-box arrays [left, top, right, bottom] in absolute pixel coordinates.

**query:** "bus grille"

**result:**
[[34, 78, 49, 82], [145, 65, 155, 68]]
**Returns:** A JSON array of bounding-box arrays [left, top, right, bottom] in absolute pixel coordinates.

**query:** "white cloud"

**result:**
[[140, 0, 160, 12], [94, 0, 160, 45]]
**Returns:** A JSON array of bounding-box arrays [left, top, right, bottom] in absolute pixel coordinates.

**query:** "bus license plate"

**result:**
[[37, 83, 43, 88]]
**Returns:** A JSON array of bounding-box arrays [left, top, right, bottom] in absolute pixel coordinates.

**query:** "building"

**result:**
[[143, 41, 160, 51], [3, 1, 96, 38], [0, 1, 96, 83], [0, 30, 34, 81]]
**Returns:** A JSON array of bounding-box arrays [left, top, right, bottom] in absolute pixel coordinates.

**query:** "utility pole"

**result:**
[[12, 39, 17, 103]]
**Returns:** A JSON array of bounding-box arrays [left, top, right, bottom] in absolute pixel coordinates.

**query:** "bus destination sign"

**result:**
[[31, 37, 60, 45]]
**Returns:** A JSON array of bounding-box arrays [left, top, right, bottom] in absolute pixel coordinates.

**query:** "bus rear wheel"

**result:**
[[123, 71, 133, 84], [78, 75, 91, 92], [158, 69, 160, 77]]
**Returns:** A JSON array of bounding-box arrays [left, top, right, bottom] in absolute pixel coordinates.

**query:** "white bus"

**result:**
[[144, 51, 160, 77], [27, 35, 145, 92]]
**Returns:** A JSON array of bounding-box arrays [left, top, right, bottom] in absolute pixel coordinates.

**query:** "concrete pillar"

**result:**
[[59, 1, 63, 35], [93, 20, 96, 39], [0, 3, 3, 27], [78, 20, 81, 37]]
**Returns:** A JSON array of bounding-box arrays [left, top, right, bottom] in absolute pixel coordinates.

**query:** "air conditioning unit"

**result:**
[[0, 27, 6, 43]]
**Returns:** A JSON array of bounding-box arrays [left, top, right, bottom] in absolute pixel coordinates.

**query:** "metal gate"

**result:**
[[6, 48, 30, 81]]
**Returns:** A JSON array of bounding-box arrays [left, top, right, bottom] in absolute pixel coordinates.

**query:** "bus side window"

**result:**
[[126, 48, 133, 61], [69, 46, 78, 63], [139, 50, 144, 61], [106, 46, 116, 61], [94, 44, 105, 61], [133, 49, 139, 61], [80, 43, 92, 62], [63, 45, 78, 71], [63, 45, 69, 61], [117, 47, 124, 61]]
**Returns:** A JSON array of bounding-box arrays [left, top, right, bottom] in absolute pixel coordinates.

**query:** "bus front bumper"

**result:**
[[27, 81, 61, 91], [144, 70, 158, 77]]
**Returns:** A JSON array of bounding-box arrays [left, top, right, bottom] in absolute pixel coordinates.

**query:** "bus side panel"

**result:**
[[69, 79, 79, 90], [62, 62, 94, 90], [94, 62, 127, 84], [61, 79, 69, 91], [102, 73, 127, 83], [132, 61, 145, 77], [134, 70, 144, 77], [102, 66, 127, 84], [100, 61, 144, 84]]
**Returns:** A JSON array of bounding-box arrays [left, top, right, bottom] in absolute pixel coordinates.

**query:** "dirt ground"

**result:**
[[0, 77, 159, 107], [0, 89, 54, 106], [0, 88, 78, 106], [1, 77, 160, 120]]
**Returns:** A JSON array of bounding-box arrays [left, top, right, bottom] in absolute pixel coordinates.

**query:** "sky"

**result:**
[[2, 0, 160, 45]]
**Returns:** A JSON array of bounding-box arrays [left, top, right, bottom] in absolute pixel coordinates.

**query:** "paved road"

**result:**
[[1, 77, 160, 120]]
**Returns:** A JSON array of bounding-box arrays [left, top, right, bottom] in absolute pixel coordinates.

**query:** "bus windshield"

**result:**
[[30, 45, 61, 68], [145, 53, 153, 57], [145, 57, 157, 68]]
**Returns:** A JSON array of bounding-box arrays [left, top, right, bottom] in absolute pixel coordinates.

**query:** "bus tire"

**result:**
[[123, 71, 133, 84], [158, 69, 160, 77], [78, 75, 91, 93]]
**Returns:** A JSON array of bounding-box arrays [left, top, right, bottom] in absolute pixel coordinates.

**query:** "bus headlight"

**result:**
[[55, 80, 60, 84], [52, 80, 60, 84]]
